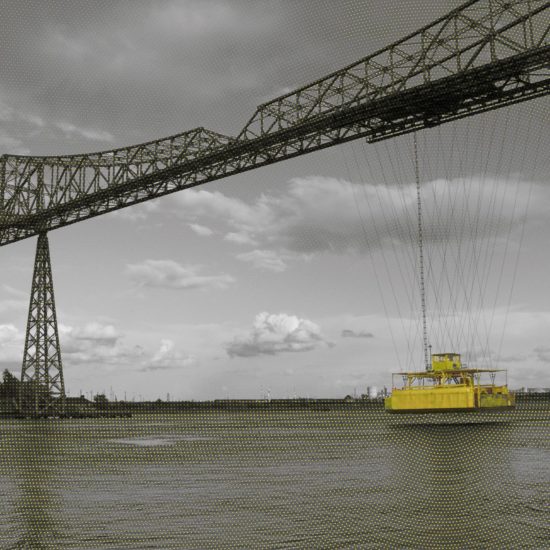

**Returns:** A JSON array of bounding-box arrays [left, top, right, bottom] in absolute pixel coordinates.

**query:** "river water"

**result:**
[[0, 404, 548, 549]]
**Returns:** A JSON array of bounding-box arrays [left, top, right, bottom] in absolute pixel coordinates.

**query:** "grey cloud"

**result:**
[[174, 175, 542, 263], [70, 322, 120, 346], [126, 259, 234, 290], [534, 347, 550, 364], [341, 329, 374, 339], [236, 250, 288, 272], [0, 0, 435, 156], [224, 232, 258, 246], [0, 0, 289, 154], [0, 130, 29, 155]]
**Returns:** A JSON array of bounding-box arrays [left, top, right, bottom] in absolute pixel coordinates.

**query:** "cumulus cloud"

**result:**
[[65, 322, 120, 346], [126, 260, 234, 290], [56, 322, 196, 372], [58, 322, 142, 366], [143, 339, 196, 371], [226, 312, 329, 357], [0, 319, 195, 374], [341, 329, 374, 339]]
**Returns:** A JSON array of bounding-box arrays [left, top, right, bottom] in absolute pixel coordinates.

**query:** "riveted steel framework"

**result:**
[[0, 0, 548, 416], [0, 0, 548, 248], [19, 233, 65, 417]]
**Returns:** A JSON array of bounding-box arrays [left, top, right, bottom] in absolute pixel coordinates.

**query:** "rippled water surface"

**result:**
[[0, 404, 548, 548]]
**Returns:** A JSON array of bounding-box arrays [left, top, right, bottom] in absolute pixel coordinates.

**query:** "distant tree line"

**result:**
[[0, 369, 19, 400], [0, 369, 49, 403]]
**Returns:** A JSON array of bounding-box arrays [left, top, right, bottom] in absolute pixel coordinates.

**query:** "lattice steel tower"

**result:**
[[19, 232, 65, 417]]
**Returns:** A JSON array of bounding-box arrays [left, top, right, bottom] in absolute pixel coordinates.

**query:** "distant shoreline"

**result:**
[[71, 392, 550, 413], [1, 393, 548, 418]]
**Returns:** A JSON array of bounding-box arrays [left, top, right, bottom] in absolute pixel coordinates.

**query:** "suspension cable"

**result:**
[[414, 133, 430, 370]]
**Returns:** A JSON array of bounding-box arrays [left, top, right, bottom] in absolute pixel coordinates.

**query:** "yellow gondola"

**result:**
[[384, 353, 515, 413]]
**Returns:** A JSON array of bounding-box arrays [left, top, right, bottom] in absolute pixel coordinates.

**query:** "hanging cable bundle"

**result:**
[[338, 100, 543, 376]]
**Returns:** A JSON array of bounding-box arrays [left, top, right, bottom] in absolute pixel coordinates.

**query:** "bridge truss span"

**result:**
[[1, 0, 549, 248]]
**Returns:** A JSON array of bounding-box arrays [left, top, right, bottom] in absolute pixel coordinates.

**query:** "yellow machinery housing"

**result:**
[[385, 353, 515, 413]]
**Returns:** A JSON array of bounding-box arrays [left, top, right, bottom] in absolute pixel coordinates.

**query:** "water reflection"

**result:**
[[3, 421, 64, 548], [386, 421, 514, 549]]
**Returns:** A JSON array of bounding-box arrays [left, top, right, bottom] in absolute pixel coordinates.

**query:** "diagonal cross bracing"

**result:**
[[0, 0, 549, 247], [19, 233, 65, 417]]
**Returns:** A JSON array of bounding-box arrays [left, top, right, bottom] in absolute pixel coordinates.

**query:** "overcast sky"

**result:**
[[1, 0, 549, 399]]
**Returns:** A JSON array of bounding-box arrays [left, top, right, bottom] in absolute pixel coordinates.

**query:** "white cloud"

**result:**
[[55, 121, 114, 143], [188, 223, 214, 237], [236, 249, 288, 272], [143, 339, 197, 371], [224, 232, 258, 246], [58, 323, 194, 372], [127, 259, 234, 290], [226, 312, 329, 357], [112, 201, 160, 221], [177, 188, 273, 233], [59, 322, 126, 365]]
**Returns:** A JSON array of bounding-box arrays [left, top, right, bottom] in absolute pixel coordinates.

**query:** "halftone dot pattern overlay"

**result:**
[[1, 0, 549, 548], [0, 403, 548, 548]]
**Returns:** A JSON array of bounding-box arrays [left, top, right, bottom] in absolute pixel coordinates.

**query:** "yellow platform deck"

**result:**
[[384, 354, 515, 413]]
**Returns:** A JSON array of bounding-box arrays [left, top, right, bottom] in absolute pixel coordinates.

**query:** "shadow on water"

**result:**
[[1, 421, 65, 549]]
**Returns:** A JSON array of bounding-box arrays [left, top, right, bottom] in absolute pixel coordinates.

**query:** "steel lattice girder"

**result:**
[[0, 0, 549, 246], [19, 233, 65, 417]]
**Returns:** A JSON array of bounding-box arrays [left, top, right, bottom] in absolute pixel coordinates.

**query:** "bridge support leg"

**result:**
[[19, 232, 65, 417]]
